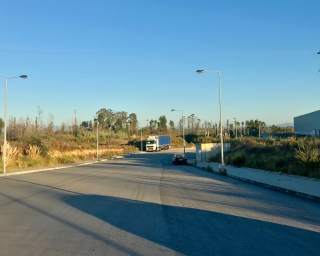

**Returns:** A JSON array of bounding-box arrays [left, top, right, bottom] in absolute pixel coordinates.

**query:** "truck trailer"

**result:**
[[146, 136, 171, 152]]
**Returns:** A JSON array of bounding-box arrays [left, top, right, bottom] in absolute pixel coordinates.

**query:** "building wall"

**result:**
[[196, 143, 231, 161], [294, 110, 320, 136]]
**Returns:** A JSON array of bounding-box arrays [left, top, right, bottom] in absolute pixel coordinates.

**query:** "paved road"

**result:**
[[0, 149, 320, 256]]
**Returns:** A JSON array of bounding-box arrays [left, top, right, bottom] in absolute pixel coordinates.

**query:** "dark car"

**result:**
[[172, 154, 187, 165]]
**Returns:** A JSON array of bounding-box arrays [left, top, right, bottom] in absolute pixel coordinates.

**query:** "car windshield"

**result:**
[[176, 154, 185, 158], [146, 140, 155, 144]]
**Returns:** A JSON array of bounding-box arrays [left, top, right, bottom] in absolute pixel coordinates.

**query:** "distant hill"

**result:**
[[275, 123, 294, 127]]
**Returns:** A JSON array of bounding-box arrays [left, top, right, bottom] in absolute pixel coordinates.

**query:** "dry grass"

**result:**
[[48, 147, 124, 158], [26, 145, 42, 159], [0, 145, 138, 171], [0, 142, 21, 166]]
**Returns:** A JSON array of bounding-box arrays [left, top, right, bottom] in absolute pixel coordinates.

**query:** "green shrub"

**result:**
[[77, 155, 85, 160], [206, 165, 213, 172], [26, 135, 50, 156], [219, 165, 227, 176], [58, 155, 75, 164], [18, 156, 45, 168], [47, 157, 59, 166], [115, 131, 128, 139], [194, 160, 198, 166], [231, 150, 247, 167], [295, 138, 320, 176]]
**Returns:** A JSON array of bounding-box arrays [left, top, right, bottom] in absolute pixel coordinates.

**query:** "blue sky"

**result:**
[[1, 0, 319, 127]]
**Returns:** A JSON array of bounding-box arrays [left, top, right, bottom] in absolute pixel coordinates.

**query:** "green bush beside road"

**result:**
[[207, 137, 320, 179]]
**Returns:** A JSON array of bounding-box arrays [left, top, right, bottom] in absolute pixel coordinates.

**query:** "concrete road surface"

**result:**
[[0, 149, 319, 256]]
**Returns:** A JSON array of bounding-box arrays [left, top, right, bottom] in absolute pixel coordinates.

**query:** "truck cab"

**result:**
[[146, 138, 157, 152]]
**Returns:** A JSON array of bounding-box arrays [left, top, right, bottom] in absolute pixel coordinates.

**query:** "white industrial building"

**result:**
[[294, 110, 320, 136]]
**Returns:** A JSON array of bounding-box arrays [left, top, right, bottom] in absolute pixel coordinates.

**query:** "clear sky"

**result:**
[[1, 0, 319, 128]]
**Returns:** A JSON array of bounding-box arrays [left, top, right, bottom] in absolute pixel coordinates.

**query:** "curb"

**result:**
[[189, 163, 320, 203], [0, 150, 141, 177], [0, 159, 108, 177]]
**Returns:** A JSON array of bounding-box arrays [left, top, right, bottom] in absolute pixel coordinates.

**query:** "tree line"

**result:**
[[0, 105, 293, 140]]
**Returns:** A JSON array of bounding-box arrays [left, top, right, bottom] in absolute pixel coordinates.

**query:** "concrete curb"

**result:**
[[0, 159, 108, 177], [188, 162, 320, 203], [0, 150, 141, 177]]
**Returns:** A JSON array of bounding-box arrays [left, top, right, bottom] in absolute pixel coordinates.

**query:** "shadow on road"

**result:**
[[62, 194, 320, 255]]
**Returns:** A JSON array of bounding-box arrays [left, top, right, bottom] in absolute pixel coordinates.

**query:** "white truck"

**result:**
[[146, 136, 171, 152]]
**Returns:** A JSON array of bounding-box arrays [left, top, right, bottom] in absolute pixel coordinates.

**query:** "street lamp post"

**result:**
[[196, 70, 224, 166], [171, 109, 185, 154], [318, 51, 320, 75], [140, 120, 149, 153], [3, 75, 27, 173]]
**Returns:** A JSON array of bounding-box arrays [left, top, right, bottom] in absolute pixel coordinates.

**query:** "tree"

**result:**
[[203, 120, 210, 136], [0, 118, 4, 135], [226, 119, 230, 133], [81, 121, 89, 128], [46, 113, 55, 136], [37, 106, 44, 128], [114, 111, 128, 132], [97, 108, 116, 130], [178, 116, 185, 136], [169, 120, 175, 130], [128, 113, 138, 135], [158, 115, 167, 133], [270, 125, 293, 133], [241, 121, 244, 135], [149, 119, 157, 134], [207, 121, 212, 136], [235, 121, 240, 137], [245, 119, 266, 136], [196, 119, 201, 135], [245, 120, 249, 135], [60, 122, 66, 133]]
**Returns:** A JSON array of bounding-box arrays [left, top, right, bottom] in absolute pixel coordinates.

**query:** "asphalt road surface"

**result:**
[[0, 149, 320, 256]]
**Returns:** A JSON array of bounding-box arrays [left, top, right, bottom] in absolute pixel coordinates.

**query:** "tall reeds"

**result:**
[[26, 145, 42, 159], [0, 142, 21, 167]]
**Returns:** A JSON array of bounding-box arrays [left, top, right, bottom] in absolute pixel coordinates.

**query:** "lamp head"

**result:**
[[196, 70, 204, 74], [171, 109, 175, 111], [19, 75, 27, 79], [317, 51, 320, 54]]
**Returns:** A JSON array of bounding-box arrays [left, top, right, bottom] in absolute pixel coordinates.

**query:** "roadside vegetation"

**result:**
[[0, 107, 141, 171], [0, 107, 195, 171], [206, 137, 320, 179], [176, 116, 318, 179], [1, 108, 311, 179]]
